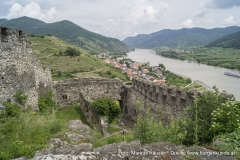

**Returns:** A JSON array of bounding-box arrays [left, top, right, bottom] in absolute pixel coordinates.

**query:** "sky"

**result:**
[[0, 0, 240, 40]]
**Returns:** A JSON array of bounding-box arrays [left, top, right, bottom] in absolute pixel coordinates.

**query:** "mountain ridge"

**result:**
[[206, 31, 240, 49], [0, 16, 130, 53], [123, 26, 240, 49]]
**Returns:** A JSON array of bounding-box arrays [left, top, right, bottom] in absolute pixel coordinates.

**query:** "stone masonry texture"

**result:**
[[0, 27, 52, 107]]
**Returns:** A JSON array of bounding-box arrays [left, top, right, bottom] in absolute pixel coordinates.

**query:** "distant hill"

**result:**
[[206, 31, 240, 49], [123, 27, 240, 49], [0, 16, 130, 53]]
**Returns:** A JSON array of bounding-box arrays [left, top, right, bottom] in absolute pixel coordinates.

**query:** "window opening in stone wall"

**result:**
[[163, 95, 167, 104], [19, 31, 23, 41], [1, 28, 8, 42], [62, 95, 67, 100]]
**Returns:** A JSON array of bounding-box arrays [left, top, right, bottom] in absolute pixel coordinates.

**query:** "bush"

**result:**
[[13, 91, 28, 105], [134, 102, 187, 145], [0, 102, 22, 120], [64, 47, 81, 57], [106, 70, 112, 75], [186, 78, 192, 84], [214, 129, 240, 159], [90, 98, 121, 123], [134, 109, 187, 145], [184, 90, 225, 145], [38, 91, 58, 114], [211, 101, 240, 135], [111, 74, 117, 78]]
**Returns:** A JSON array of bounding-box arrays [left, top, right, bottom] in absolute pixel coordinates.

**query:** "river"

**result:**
[[127, 49, 240, 100]]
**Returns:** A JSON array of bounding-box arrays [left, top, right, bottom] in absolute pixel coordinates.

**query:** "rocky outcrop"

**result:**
[[67, 120, 92, 137], [32, 140, 238, 160]]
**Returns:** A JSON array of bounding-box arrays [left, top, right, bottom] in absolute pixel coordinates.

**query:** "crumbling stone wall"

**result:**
[[54, 78, 123, 134], [54, 77, 197, 126], [0, 27, 52, 107], [121, 78, 197, 125], [54, 78, 122, 106]]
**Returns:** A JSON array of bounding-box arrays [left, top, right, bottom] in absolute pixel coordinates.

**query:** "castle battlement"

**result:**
[[0, 26, 28, 44]]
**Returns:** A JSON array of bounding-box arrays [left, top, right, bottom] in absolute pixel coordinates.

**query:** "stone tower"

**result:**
[[0, 26, 52, 107]]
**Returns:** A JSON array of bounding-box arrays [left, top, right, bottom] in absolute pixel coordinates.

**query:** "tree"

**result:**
[[125, 61, 130, 68], [58, 71, 62, 77], [138, 66, 142, 71], [158, 63, 165, 70], [184, 90, 225, 145], [90, 98, 121, 123], [64, 47, 81, 57]]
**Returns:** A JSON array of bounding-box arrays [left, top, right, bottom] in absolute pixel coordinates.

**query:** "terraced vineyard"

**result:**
[[29, 35, 129, 81]]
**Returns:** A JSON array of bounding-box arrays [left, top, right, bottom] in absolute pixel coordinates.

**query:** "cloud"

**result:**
[[158, 2, 169, 8], [194, 9, 209, 18], [219, 16, 237, 27], [4, 2, 57, 22], [181, 19, 194, 28], [204, 0, 240, 9], [143, 6, 158, 20]]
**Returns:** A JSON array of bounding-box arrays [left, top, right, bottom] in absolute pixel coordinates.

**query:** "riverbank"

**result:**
[[127, 49, 240, 100], [156, 47, 240, 71]]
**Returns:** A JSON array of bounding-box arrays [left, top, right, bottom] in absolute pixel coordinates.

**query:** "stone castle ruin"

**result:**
[[0, 27, 234, 126], [0, 27, 52, 107], [0, 26, 209, 125]]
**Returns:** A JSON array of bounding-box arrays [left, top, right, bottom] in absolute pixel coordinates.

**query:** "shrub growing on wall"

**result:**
[[13, 91, 28, 106], [38, 91, 58, 114], [90, 98, 121, 123]]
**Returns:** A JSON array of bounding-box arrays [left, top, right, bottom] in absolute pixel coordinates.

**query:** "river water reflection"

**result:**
[[127, 49, 240, 100]]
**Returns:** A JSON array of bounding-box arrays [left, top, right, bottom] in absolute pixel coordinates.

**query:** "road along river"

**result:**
[[127, 49, 240, 100]]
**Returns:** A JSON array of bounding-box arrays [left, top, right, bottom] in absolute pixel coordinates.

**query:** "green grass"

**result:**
[[29, 35, 129, 81], [56, 105, 91, 128], [162, 70, 192, 87], [0, 104, 89, 159], [185, 82, 207, 92], [0, 113, 62, 159]]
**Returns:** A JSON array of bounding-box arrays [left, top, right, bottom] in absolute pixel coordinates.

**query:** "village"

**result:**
[[95, 54, 166, 84]]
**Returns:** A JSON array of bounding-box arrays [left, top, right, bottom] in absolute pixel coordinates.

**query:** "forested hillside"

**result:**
[[0, 16, 130, 54], [123, 27, 240, 49], [206, 31, 240, 49]]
